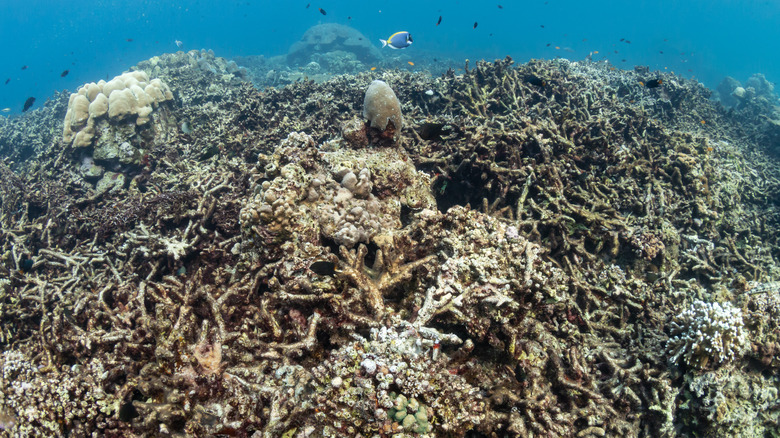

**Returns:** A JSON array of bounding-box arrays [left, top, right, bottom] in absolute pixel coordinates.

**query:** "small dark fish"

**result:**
[[20, 257, 34, 273], [620, 38, 625, 42], [524, 75, 547, 87], [473, 21, 478, 29], [644, 78, 663, 89], [625, 40, 631, 44], [546, 43, 551, 47], [309, 260, 336, 276], [318, 7, 326, 15], [21, 65, 28, 70], [306, 3, 310, 7], [348, 16, 351, 19], [436, 15, 442, 26], [540, 24, 544, 28], [126, 38, 133, 42], [22, 97, 35, 112], [60, 69, 69, 77], [417, 122, 450, 141], [659, 51, 663, 54], [621, 59, 626, 62], [4, 78, 9, 85], [497, 4, 503, 8]]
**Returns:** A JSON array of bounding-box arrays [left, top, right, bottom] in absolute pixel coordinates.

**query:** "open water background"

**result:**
[[1, 0, 779, 114]]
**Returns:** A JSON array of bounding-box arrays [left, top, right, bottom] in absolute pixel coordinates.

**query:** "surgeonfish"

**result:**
[[380, 31, 412, 49]]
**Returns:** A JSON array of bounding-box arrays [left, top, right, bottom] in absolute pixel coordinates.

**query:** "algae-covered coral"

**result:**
[[1, 49, 780, 437]]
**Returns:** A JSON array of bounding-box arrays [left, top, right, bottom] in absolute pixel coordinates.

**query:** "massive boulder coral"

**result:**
[[287, 23, 381, 67], [61, 71, 177, 184], [63, 71, 173, 147], [363, 80, 403, 144]]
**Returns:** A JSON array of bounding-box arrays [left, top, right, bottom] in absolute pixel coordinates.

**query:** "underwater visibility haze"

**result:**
[[1, 0, 780, 437], [3, 0, 780, 112]]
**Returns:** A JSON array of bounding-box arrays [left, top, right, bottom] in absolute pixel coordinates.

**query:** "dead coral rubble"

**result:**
[[0, 52, 780, 437]]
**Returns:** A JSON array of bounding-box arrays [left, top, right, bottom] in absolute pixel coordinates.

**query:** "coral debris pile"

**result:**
[[1, 50, 780, 437]]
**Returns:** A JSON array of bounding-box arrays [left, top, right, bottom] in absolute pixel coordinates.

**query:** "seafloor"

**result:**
[[1, 47, 780, 437]]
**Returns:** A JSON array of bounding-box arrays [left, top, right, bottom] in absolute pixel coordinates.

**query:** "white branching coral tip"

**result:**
[[666, 300, 749, 369]]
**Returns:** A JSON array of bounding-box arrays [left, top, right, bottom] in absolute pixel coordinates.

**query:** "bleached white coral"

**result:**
[[667, 300, 749, 369]]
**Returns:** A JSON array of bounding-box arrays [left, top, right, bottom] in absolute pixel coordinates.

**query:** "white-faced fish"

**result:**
[[380, 31, 412, 49], [175, 40, 183, 48]]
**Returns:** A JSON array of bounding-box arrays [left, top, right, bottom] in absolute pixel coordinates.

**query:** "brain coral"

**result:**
[[62, 71, 173, 147]]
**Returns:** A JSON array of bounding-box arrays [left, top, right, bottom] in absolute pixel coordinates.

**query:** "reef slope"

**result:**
[[0, 51, 779, 437]]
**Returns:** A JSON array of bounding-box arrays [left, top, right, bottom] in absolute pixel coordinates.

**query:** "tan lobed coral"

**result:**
[[62, 71, 173, 147]]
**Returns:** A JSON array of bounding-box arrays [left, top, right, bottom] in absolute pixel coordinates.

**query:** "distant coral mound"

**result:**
[[287, 23, 381, 66]]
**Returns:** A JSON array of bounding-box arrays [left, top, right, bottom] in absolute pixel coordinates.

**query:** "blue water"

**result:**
[[2, 0, 779, 114]]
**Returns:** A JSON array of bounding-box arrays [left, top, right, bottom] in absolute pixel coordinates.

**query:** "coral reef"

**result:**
[[1, 50, 780, 438], [0, 93, 68, 166], [676, 368, 780, 436]]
